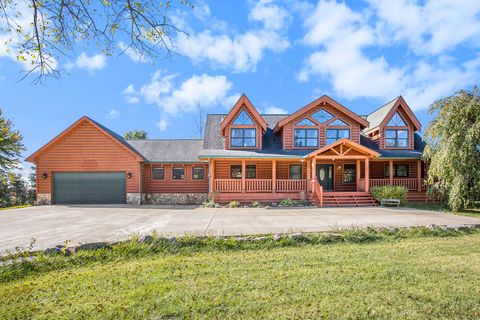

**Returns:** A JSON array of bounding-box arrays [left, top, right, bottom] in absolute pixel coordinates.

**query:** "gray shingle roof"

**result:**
[[360, 133, 425, 159], [126, 139, 205, 162], [364, 97, 400, 132]]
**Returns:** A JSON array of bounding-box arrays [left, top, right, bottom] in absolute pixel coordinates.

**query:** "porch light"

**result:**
[[337, 165, 342, 170], [42, 172, 48, 179], [127, 172, 132, 179]]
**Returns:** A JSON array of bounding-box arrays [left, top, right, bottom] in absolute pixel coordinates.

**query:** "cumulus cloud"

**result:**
[[67, 52, 106, 72], [126, 70, 239, 130], [176, 0, 290, 72], [264, 106, 288, 114], [118, 41, 149, 63], [298, 0, 480, 110], [106, 109, 119, 119]]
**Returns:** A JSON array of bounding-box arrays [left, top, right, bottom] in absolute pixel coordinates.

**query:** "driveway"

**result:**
[[1, 205, 480, 253]]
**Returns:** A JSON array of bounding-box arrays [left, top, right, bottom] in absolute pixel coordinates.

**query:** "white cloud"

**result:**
[[156, 118, 168, 131], [70, 52, 106, 72], [298, 0, 480, 110], [175, 0, 290, 72], [367, 0, 480, 55], [118, 41, 148, 63], [122, 84, 141, 104], [264, 106, 288, 114], [106, 109, 119, 119]]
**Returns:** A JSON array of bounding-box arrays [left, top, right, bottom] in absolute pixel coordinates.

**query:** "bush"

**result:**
[[370, 185, 407, 205], [249, 201, 260, 208], [201, 199, 219, 208], [229, 201, 240, 208], [280, 198, 296, 207]]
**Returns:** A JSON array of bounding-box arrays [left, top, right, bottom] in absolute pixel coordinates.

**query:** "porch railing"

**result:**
[[276, 179, 307, 192], [214, 179, 241, 192], [213, 179, 307, 193], [245, 179, 273, 192], [369, 178, 418, 191]]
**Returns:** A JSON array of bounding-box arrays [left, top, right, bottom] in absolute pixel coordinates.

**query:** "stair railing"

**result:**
[[313, 180, 323, 207]]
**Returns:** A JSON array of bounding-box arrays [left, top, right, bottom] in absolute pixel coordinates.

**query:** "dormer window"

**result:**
[[312, 109, 334, 123], [233, 110, 254, 125], [231, 128, 256, 147], [295, 118, 316, 126], [387, 112, 407, 126], [385, 129, 408, 147]]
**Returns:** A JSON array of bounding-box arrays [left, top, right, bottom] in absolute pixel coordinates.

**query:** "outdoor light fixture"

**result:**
[[337, 165, 342, 170], [42, 172, 48, 179], [127, 172, 132, 179]]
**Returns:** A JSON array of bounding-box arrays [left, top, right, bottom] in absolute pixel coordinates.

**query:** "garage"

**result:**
[[53, 172, 126, 204]]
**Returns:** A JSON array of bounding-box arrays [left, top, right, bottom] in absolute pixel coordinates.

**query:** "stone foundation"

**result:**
[[142, 193, 208, 205], [36, 193, 52, 205], [126, 193, 141, 205]]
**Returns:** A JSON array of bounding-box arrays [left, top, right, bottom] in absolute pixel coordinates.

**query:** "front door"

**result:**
[[316, 164, 334, 191]]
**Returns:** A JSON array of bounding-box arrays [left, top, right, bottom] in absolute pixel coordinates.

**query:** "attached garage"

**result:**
[[26, 116, 145, 205], [53, 172, 126, 204]]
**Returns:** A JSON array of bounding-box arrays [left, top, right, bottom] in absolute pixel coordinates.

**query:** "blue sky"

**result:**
[[1, 0, 480, 175]]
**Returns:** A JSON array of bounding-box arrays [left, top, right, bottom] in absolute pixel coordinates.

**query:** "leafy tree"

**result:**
[[423, 87, 480, 211], [0, 109, 25, 174], [124, 130, 148, 140], [27, 165, 36, 204], [8, 172, 27, 205], [0, 0, 193, 81]]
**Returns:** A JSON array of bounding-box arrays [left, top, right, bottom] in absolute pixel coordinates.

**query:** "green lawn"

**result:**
[[1, 233, 480, 319], [0, 204, 31, 211], [406, 202, 480, 217]]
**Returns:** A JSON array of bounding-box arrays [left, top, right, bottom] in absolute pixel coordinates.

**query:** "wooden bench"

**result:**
[[381, 199, 401, 207]]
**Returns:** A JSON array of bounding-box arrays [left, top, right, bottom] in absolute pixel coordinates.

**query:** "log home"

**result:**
[[26, 94, 428, 206]]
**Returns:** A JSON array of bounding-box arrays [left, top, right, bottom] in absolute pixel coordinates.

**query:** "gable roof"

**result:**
[[25, 116, 145, 163], [365, 96, 421, 132], [304, 138, 380, 159], [220, 94, 267, 134], [274, 95, 370, 132], [127, 139, 205, 163]]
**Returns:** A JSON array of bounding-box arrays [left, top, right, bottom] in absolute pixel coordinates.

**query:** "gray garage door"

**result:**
[[53, 172, 126, 204]]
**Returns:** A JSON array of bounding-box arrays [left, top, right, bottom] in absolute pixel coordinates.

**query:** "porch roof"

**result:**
[[304, 138, 380, 159]]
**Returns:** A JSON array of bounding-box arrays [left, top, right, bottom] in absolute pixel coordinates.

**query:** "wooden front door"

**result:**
[[316, 164, 334, 191]]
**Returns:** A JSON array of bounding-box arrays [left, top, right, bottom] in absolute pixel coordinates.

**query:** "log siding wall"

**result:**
[[224, 106, 263, 150], [142, 163, 209, 193], [35, 121, 141, 194]]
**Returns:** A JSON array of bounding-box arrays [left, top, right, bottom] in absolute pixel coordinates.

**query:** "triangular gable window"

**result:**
[[328, 119, 348, 126], [233, 109, 254, 125], [387, 112, 407, 126], [311, 109, 334, 123], [295, 118, 316, 126]]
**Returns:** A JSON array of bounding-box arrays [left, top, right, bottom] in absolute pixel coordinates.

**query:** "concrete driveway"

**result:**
[[1, 205, 480, 253]]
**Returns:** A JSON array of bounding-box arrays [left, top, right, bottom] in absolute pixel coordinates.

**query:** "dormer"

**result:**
[[273, 95, 369, 149], [220, 94, 267, 150], [364, 96, 421, 150]]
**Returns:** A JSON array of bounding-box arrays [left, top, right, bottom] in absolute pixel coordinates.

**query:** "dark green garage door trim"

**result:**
[[53, 172, 126, 204]]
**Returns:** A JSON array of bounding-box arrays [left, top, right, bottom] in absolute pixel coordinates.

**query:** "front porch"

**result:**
[[207, 140, 427, 205]]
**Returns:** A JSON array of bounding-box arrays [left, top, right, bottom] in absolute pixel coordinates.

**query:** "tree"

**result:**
[[124, 130, 147, 140], [0, 109, 25, 174], [193, 102, 205, 138], [27, 165, 36, 204], [423, 87, 480, 211], [0, 0, 193, 82]]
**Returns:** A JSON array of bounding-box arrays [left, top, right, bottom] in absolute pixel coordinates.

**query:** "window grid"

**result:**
[[289, 164, 302, 180], [232, 110, 254, 125], [231, 128, 256, 147], [311, 109, 334, 123], [192, 167, 204, 180], [294, 129, 318, 147], [295, 118, 316, 126], [385, 129, 408, 148], [172, 167, 185, 180], [387, 112, 407, 126], [326, 129, 350, 145], [152, 167, 164, 180]]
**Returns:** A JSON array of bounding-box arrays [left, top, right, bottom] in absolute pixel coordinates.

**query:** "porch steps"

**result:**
[[406, 191, 439, 203], [313, 192, 377, 207]]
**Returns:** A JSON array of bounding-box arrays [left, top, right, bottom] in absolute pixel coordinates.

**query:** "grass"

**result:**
[[0, 204, 31, 211], [1, 228, 480, 319], [406, 202, 480, 217]]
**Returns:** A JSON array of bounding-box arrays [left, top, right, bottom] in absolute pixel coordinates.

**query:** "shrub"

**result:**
[[229, 201, 240, 208], [280, 198, 296, 207], [370, 185, 407, 205], [201, 199, 219, 208], [249, 201, 260, 208]]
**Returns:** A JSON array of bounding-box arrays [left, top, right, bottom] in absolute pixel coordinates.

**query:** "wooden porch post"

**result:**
[[417, 160, 422, 192], [389, 159, 393, 185], [365, 157, 370, 192], [306, 159, 311, 193], [241, 159, 246, 193], [356, 159, 360, 191], [272, 159, 277, 193], [209, 159, 215, 199], [312, 157, 317, 191]]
